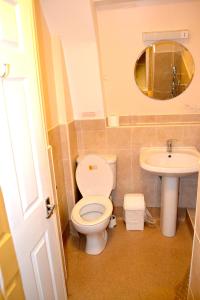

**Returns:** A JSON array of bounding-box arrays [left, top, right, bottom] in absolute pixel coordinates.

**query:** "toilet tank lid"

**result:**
[[77, 154, 117, 164]]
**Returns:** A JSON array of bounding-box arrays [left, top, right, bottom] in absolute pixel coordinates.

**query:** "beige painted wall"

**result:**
[[51, 36, 74, 124], [40, 0, 105, 120], [34, 0, 58, 130], [40, 0, 200, 120], [96, 0, 200, 116], [35, 1, 74, 129]]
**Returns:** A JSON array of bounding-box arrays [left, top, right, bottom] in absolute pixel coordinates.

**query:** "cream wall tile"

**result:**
[[130, 147, 160, 206], [48, 125, 69, 160], [82, 130, 106, 151], [156, 125, 184, 146], [132, 126, 157, 147], [111, 149, 133, 206], [178, 114, 200, 123], [115, 150, 132, 185], [119, 114, 200, 126], [112, 189, 125, 206], [65, 190, 76, 222], [63, 159, 73, 193], [68, 122, 78, 159], [179, 175, 198, 208], [130, 115, 137, 124], [155, 115, 181, 123], [183, 125, 200, 148], [48, 126, 63, 161], [106, 127, 131, 150], [76, 130, 84, 151], [52, 158, 69, 231], [133, 175, 160, 207], [60, 125, 70, 160], [74, 120, 82, 131], [134, 115, 156, 124], [68, 121, 79, 209], [63, 157, 78, 209], [190, 235, 200, 299], [77, 149, 87, 157], [70, 157, 77, 201], [81, 119, 106, 131], [154, 114, 200, 124], [75, 118, 199, 209], [195, 186, 200, 240], [119, 115, 132, 126], [63, 125, 77, 175]]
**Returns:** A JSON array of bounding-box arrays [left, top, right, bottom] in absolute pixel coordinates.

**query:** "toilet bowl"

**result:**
[[71, 154, 117, 255], [71, 195, 113, 254]]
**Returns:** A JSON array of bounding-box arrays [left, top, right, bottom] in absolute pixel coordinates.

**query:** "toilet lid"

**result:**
[[76, 154, 113, 197]]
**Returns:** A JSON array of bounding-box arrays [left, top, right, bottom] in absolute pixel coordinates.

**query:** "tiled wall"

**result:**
[[48, 115, 200, 231], [48, 122, 78, 235], [188, 174, 200, 299], [75, 115, 200, 208], [68, 122, 79, 213]]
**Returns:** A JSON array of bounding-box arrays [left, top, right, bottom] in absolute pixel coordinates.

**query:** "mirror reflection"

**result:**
[[134, 41, 195, 100]]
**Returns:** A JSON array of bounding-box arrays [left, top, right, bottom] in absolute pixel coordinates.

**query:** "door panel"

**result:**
[[0, 0, 67, 299], [0, 189, 25, 300], [31, 233, 57, 300], [0, 1, 19, 48], [3, 79, 40, 215]]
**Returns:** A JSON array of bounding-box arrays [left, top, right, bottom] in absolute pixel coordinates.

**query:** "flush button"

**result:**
[[88, 165, 98, 170]]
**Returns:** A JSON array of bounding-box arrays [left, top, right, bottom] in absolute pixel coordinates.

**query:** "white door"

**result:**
[[0, 0, 67, 299]]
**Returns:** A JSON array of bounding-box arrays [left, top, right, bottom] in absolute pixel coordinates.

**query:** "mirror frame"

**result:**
[[134, 40, 195, 101]]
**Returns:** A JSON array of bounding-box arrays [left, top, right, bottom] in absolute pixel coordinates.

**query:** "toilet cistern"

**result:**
[[166, 139, 177, 153]]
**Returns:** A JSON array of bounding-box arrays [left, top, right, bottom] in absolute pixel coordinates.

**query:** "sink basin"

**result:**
[[140, 147, 200, 176], [139, 146, 200, 237]]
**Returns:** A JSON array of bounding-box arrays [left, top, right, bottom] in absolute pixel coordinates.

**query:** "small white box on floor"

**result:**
[[123, 193, 145, 230]]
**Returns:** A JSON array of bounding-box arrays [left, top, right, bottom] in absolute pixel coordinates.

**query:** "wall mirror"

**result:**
[[134, 41, 195, 100]]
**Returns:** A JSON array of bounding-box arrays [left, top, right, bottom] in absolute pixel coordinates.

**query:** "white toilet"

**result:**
[[71, 154, 117, 255]]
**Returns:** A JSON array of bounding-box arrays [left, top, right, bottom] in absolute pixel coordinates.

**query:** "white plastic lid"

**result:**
[[76, 154, 113, 197], [123, 194, 145, 210], [77, 154, 117, 164]]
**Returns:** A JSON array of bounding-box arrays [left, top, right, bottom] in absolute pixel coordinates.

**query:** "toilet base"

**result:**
[[86, 230, 108, 255]]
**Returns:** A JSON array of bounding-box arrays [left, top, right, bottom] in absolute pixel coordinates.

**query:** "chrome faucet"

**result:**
[[166, 139, 177, 153]]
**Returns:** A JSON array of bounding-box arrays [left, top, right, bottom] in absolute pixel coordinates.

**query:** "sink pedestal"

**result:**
[[140, 146, 200, 237], [160, 176, 179, 237]]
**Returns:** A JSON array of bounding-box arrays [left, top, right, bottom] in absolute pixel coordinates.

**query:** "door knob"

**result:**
[[45, 198, 55, 219], [0, 64, 9, 79]]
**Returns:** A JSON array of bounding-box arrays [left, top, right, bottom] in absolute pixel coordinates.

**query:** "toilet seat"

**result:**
[[71, 195, 113, 226], [76, 154, 113, 197]]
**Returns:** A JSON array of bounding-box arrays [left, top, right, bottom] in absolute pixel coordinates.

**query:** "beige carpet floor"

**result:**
[[65, 218, 193, 300]]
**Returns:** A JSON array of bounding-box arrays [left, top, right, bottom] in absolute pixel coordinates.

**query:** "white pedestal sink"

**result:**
[[140, 147, 200, 237]]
